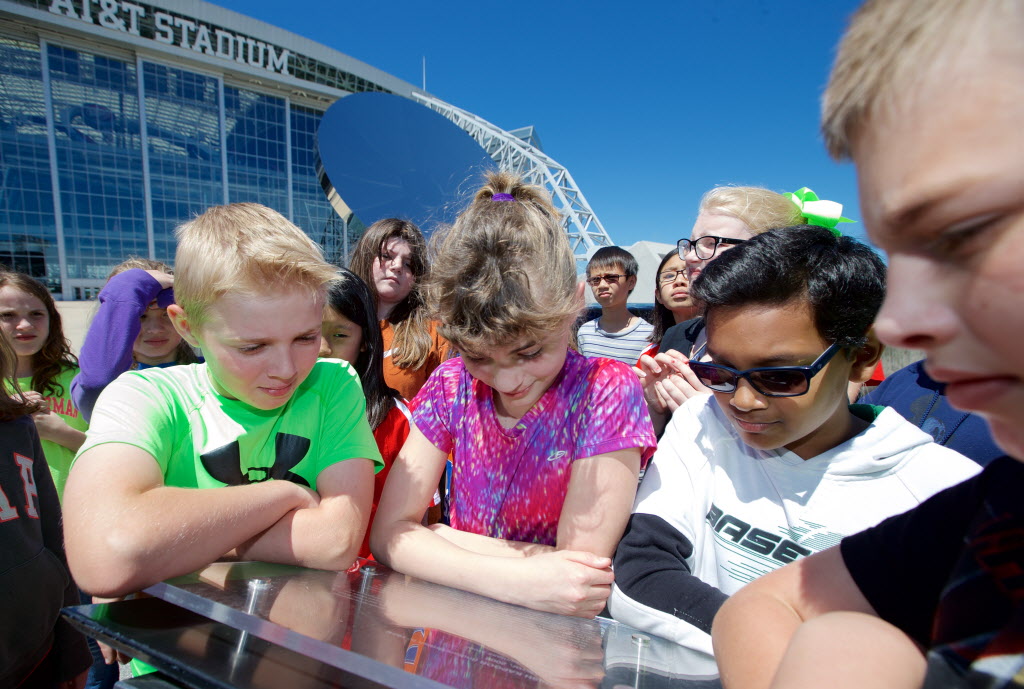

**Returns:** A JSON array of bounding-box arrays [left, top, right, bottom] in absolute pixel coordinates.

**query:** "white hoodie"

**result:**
[[608, 395, 981, 655]]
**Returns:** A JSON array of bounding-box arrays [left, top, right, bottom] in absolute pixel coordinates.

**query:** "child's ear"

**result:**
[[167, 304, 201, 348], [848, 327, 885, 383], [626, 275, 637, 295], [575, 279, 587, 304]]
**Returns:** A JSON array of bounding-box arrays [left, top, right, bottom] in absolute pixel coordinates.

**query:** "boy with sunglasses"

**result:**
[[607, 225, 979, 654], [713, 1, 1024, 686], [577, 246, 653, 365]]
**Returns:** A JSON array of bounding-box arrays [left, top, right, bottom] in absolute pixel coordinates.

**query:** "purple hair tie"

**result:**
[[492, 193, 515, 202]]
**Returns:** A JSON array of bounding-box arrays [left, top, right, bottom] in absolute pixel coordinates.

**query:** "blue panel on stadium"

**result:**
[[316, 92, 494, 231]]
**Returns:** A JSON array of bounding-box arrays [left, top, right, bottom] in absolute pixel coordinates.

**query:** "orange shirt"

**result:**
[[380, 319, 450, 400]]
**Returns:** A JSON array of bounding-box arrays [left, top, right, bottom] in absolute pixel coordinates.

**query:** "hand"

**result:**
[[650, 350, 712, 413], [18, 389, 49, 411], [144, 270, 174, 290], [29, 404, 72, 442], [512, 550, 614, 618], [635, 353, 675, 414]]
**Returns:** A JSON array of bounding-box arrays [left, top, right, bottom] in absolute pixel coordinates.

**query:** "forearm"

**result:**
[[38, 424, 87, 452], [713, 587, 804, 689], [235, 497, 366, 571], [428, 523, 553, 558], [611, 514, 727, 640], [711, 548, 878, 689], [767, 612, 925, 689], [373, 519, 537, 606], [67, 481, 306, 596]]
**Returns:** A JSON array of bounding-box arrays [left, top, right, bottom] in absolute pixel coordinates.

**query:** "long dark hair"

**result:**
[[324, 270, 400, 430], [0, 271, 78, 396], [348, 218, 431, 369], [649, 251, 678, 345]]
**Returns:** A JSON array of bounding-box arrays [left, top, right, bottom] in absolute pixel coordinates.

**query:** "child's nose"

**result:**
[[729, 379, 767, 412], [318, 335, 331, 358], [268, 348, 299, 380], [492, 368, 524, 394], [874, 254, 959, 352]]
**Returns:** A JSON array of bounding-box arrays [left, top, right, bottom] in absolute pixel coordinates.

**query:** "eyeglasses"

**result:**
[[587, 274, 626, 287], [687, 342, 844, 397], [677, 235, 747, 260], [658, 269, 687, 284]]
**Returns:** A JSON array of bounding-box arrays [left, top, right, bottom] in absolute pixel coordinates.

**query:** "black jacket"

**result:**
[[0, 416, 90, 687]]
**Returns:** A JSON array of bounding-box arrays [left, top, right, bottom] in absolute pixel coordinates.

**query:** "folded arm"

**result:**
[[371, 428, 639, 616], [63, 444, 319, 597], [611, 513, 728, 637], [711, 547, 879, 689], [232, 457, 375, 571]]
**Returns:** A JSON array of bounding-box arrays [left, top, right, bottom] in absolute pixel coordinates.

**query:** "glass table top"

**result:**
[[129, 560, 720, 689]]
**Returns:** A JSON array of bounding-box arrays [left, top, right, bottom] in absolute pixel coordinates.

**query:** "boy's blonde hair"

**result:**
[[822, 0, 1017, 160], [173, 203, 336, 327], [698, 186, 802, 234], [426, 171, 579, 353]]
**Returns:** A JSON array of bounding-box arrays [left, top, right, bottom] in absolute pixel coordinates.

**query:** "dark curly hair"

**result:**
[[691, 225, 886, 350]]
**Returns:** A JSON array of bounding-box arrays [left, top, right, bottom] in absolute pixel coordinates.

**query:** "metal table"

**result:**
[[64, 560, 719, 688]]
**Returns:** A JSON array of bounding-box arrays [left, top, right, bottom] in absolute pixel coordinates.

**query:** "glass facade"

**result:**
[[0, 37, 55, 286], [0, 34, 348, 297], [290, 104, 362, 265]]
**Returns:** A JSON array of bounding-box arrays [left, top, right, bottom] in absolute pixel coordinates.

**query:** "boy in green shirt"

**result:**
[[64, 202, 382, 598]]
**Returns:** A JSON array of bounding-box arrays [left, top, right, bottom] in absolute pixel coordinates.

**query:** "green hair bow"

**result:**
[[784, 187, 854, 237]]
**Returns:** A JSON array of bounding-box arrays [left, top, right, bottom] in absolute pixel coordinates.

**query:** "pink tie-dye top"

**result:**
[[411, 349, 657, 546]]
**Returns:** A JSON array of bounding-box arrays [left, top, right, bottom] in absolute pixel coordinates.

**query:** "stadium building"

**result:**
[[0, 0, 612, 299]]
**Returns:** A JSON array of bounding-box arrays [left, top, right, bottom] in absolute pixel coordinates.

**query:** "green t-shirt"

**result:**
[[76, 360, 382, 489], [14, 366, 88, 500]]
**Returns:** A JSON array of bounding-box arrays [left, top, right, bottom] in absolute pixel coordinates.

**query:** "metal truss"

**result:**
[[411, 92, 615, 260]]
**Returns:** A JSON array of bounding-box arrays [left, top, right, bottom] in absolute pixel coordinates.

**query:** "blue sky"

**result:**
[[217, 0, 868, 248]]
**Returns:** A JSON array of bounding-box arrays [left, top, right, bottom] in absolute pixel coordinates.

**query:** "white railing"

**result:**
[[411, 92, 615, 260]]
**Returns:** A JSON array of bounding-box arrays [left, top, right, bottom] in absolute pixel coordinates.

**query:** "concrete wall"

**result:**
[[55, 301, 95, 355]]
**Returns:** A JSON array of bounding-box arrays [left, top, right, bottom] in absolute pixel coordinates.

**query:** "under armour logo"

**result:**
[[200, 433, 312, 487]]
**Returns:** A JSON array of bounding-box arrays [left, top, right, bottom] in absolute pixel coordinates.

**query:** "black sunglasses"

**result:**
[[586, 273, 626, 286], [677, 235, 746, 260], [688, 342, 844, 397]]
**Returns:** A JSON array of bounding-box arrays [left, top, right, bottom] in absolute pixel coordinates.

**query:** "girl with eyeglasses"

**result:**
[[371, 171, 656, 618], [349, 219, 450, 401], [640, 250, 701, 362], [640, 186, 820, 435]]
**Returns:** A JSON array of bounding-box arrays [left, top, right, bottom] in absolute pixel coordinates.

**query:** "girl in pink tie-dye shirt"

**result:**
[[371, 172, 656, 618]]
